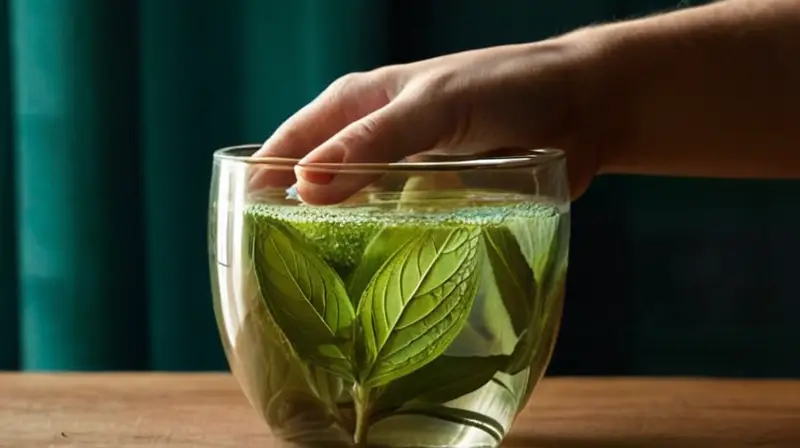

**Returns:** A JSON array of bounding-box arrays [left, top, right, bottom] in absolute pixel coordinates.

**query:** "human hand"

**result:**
[[254, 36, 600, 204]]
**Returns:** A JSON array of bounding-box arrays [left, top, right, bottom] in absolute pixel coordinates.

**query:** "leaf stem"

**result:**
[[352, 384, 372, 446]]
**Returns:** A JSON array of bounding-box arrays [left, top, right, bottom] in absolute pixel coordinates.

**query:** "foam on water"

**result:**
[[245, 199, 560, 228], [244, 196, 563, 280]]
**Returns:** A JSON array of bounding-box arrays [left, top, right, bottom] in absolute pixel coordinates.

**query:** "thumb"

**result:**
[[294, 96, 448, 205]]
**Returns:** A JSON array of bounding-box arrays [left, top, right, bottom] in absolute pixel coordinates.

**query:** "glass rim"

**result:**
[[213, 144, 565, 173]]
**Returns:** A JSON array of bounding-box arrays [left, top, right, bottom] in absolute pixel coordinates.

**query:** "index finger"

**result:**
[[249, 73, 392, 189]]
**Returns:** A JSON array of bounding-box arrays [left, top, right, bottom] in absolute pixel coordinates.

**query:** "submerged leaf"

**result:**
[[346, 226, 418, 303], [508, 211, 567, 302], [232, 256, 350, 437], [502, 212, 568, 375], [483, 226, 536, 336], [538, 218, 570, 315], [374, 354, 508, 412], [506, 211, 561, 280], [357, 227, 483, 388], [375, 404, 505, 443], [503, 270, 567, 375], [250, 220, 356, 380], [516, 275, 566, 411], [308, 365, 346, 407], [233, 304, 336, 436]]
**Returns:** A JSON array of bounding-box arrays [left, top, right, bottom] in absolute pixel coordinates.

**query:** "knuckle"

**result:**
[[328, 72, 366, 95], [404, 71, 468, 148], [356, 114, 382, 138], [337, 115, 383, 156], [412, 70, 460, 99], [279, 126, 308, 148], [332, 66, 405, 102]]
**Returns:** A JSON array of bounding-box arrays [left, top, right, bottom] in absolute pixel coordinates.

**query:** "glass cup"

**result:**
[[208, 145, 570, 448]]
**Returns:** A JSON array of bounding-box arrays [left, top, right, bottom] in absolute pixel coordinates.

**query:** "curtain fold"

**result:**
[[0, 0, 17, 371], [11, 0, 147, 370]]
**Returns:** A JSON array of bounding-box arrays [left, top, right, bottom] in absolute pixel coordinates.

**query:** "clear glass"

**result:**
[[209, 145, 570, 448]]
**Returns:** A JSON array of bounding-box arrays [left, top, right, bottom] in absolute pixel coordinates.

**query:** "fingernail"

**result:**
[[295, 144, 345, 185]]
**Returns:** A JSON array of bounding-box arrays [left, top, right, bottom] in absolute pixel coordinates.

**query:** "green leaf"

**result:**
[[375, 404, 505, 443], [538, 218, 569, 314], [516, 276, 566, 411], [374, 354, 508, 412], [506, 211, 564, 285], [233, 257, 350, 433], [233, 305, 335, 434], [502, 213, 568, 375], [503, 329, 535, 376], [503, 271, 566, 376], [346, 226, 418, 303], [307, 365, 346, 407], [250, 220, 357, 381], [483, 226, 536, 336], [356, 227, 483, 388], [233, 307, 292, 420]]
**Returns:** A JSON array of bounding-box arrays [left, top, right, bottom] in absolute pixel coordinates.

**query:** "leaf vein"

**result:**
[[382, 272, 474, 358], [393, 255, 473, 331], [370, 306, 468, 384]]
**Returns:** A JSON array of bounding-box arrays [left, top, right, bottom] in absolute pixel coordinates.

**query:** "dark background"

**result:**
[[1, 0, 797, 377]]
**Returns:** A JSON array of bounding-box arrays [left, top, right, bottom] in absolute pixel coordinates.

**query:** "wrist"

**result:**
[[539, 27, 617, 178], [558, 12, 703, 175], [559, 24, 642, 176], [556, 0, 780, 176]]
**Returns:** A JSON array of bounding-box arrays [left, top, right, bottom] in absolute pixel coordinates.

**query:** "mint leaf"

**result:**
[[502, 212, 567, 375], [307, 365, 345, 407], [374, 354, 508, 412], [483, 226, 536, 336], [230, 254, 342, 438], [233, 306, 336, 435], [503, 329, 535, 376], [374, 404, 505, 443], [538, 218, 569, 315], [251, 220, 356, 381], [510, 211, 567, 302], [515, 276, 566, 411], [356, 227, 483, 388], [506, 211, 562, 282], [346, 226, 417, 303], [503, 270, 567, 377]]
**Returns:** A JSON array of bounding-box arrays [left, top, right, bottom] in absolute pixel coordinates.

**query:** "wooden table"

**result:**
[[0, 374, 797, 447]]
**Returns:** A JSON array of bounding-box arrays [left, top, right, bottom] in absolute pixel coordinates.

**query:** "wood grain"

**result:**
[[0, 374, 797, 447]]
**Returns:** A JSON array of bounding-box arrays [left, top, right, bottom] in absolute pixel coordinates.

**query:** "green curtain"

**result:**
[[0, 0, 14, 370], [1, 0, 797, 377]]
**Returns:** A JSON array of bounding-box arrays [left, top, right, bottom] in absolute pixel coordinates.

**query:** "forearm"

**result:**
[[574, 0, 800, 179]]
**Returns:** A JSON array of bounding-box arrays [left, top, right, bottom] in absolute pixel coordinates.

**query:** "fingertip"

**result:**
[[247, 167, 297, 191], [299, 140, 347, 164], [253, 126, 295, 158], [294, 172, 381, 205], [252, 140, 271, 158], [290, 105, 417, 205], [293, 180, 329, 205], [294, 165, 334, 186], [295, 142, 347, 185]]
